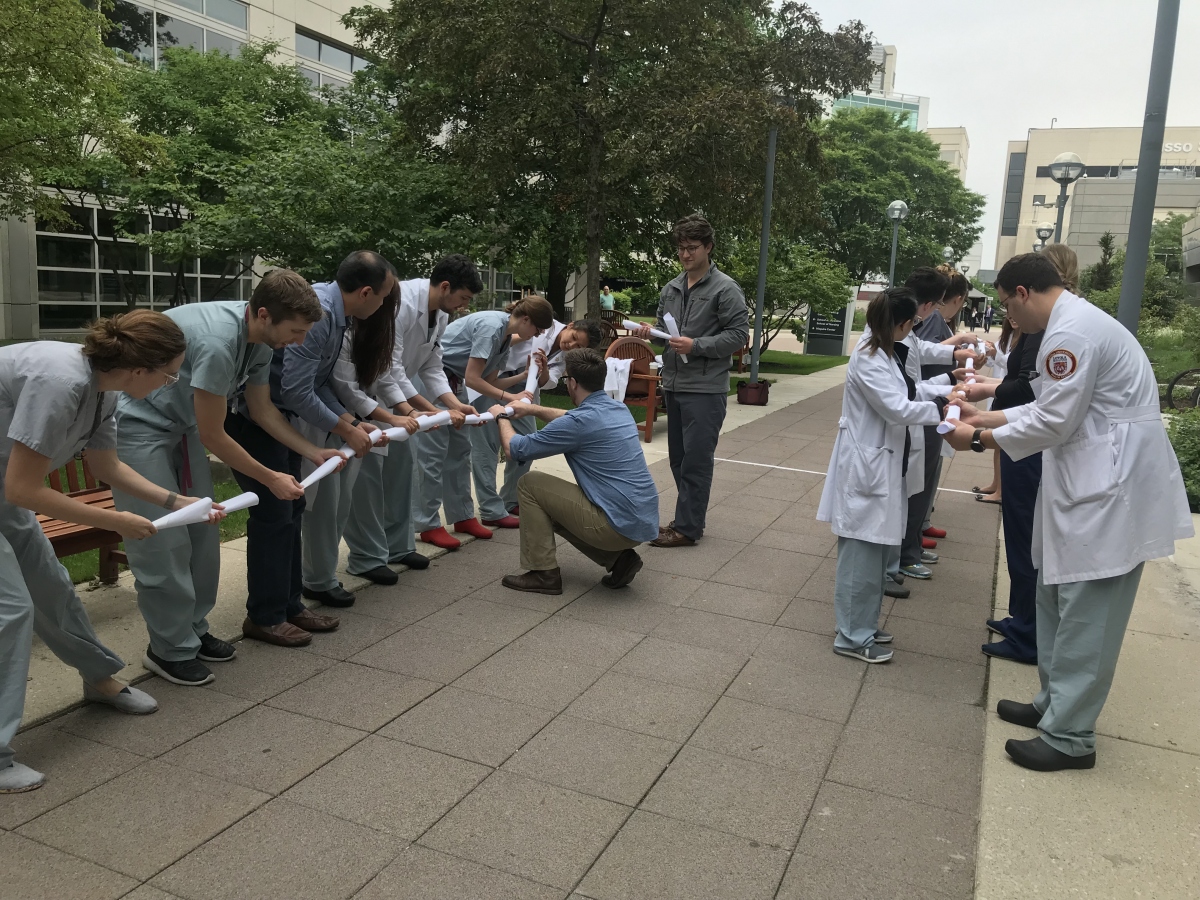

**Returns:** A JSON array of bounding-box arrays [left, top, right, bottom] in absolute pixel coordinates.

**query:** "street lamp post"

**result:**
[[1047, 152, 1085, 243], [942, 246, 955, 267], [748, 123, 778, 386], [1033, 224, 1054, 253], [887, 200, 909, 286]]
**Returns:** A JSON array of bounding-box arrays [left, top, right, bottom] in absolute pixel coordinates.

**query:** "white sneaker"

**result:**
[[0, 761, 46, 793], [83, 683, 159, 715]]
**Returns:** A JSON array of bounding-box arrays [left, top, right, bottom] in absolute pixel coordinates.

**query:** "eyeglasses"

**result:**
[[160, 370, 180, 385], [677, 244, 705, 256]]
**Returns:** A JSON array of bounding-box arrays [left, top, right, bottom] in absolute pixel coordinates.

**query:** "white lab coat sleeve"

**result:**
[[854, 350, 943, 428], [544, 354, 567, 391], [992, 331, 1097, 460], [915, 377, 950, 401], [387, 308, 421, 402], [331, 333, 381, 420], [917, 339, 955, 366], [418, 339, 453, 399]]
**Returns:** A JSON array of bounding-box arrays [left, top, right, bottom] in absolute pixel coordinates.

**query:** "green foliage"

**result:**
[[1168, 410, 1200, 513], [814, 107, 985, 281], [1151, 213, 1188, 276], [1081, 231, 1117, 295], [1086, 247, 1186, 325]]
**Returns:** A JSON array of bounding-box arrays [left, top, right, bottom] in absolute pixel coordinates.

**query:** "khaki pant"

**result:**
[[518, 471, 639, 571]]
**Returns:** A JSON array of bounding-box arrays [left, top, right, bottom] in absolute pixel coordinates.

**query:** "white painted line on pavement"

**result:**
[[712, 457, 980, 496]]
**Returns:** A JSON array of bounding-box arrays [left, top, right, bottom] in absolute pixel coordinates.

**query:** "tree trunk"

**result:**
[[584, 131, 605, 320], [546, 229, 570, 320]]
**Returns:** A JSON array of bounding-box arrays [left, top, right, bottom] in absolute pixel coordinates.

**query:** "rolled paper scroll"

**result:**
[[300, 452, 350, 489], [151, 497, 214, 530], [622, 319, 673, 342], [380, 426, 412, 442], [417, 410, 453, 431], [662, 312, 688, 363], [523, 359, 540, 397], [937, 356, 977, 434], [218, 491, 259, 514], [463, 412, 499, 425]]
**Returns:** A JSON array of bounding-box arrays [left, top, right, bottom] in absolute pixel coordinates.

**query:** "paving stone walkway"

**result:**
[[1, 386, 1001, 900]]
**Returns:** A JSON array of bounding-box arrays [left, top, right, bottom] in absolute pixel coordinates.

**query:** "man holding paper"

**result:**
[[635, 214, 748, 548], [115, 270, 342, 682], [490, 348, 658, 594]]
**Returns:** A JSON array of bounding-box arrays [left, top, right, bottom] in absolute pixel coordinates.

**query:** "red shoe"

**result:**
[[453, 518, 493, 539], [482, 515, 520, 529], [922, 537, 938, 550], [420, 527, 461, 550], [509, 505, 519, 516], [923, 527, 947, 539]]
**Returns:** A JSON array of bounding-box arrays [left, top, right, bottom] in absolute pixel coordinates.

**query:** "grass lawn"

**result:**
[[60, 477, 250, 585], [1141, 325, 1198, 383]]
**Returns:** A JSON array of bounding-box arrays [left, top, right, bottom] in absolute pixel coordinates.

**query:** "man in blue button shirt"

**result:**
[[490, 348, 659, 595]]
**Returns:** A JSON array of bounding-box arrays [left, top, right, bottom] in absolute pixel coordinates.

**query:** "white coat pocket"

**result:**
[[848, 445, 891, 498], [1055, 434, 1117, 505]]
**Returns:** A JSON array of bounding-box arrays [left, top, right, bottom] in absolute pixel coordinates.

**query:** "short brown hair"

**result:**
[[995, 253, 1065, 295], [672, 214, 714, 248], [251, 269, 323, 324], [82, 309, 187, 372], [505, 294, 555, 330], [563, 347, 607, 392]]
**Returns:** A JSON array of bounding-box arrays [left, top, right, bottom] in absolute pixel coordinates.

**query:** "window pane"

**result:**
[[205, 0, 247, 30], [154, 254, 193, 275], [322, 74, 349, 92], [157, 14, 204, 64], [201, 277, 239, 301], [169, 0, 204, 12], [103, 1, 155, 64], [200, 256, 238, 276], [352, 54, 369, 72], [40, 305, 97, 331], [37, 237, 94, 269], [151, 214, 184, 233], [39, 271, 96, 303], [36, 206, 92, 235], [321, 43, 352, 72], [205, 30, 242, 56], [98, 209, 148, 237], [295, 32, 320, 61], [99, 242, 150, 272], [298, 66, 321, 88], [240, 277, 254, 300], [100, 273, 151, 305]]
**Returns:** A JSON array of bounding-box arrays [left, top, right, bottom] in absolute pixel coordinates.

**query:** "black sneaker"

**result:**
[[197, 632, 236, 662], [143, 647, 214, 686], [302, 583, 355, 607], [389, 551, 430, 571]]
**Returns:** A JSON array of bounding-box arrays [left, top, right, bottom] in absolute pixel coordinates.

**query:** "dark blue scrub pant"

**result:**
[[998, 448, 1041, 660]]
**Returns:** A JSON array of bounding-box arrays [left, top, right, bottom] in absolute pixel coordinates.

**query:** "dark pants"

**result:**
[[224, 413, 306, 627], [999, 448, 1041, 660], [665, 390, 726, 541], [901, 425, 942, 567]]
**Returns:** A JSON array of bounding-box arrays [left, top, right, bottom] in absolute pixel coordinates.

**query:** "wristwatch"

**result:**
[[970, 428, 986, 453]]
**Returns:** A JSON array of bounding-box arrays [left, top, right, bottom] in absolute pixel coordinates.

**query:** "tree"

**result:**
[[814, 107, 985, 282], [0, 0, 139, 220], [1080, 231, 1117, 295], [1150, 212, 1188, 276], [346, 0, 876, 317], [1087, 248, 1186, 325]]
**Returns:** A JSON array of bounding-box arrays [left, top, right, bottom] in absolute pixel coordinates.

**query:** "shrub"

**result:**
[[1169, 409, 1200, 513]]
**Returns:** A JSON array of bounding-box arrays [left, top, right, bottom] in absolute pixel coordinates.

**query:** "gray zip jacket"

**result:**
[[656, 264, 749, 393]]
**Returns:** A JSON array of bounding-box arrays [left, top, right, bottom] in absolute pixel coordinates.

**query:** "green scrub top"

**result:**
[[439, 310, 511, 380]]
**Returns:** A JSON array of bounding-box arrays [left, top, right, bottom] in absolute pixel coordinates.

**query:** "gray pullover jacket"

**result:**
[[655, 264, 749, 393]]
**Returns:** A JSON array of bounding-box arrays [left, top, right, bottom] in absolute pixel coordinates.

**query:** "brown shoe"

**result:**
[[650, 527, 696, 548], [288, 609, 340, 633], [501, 568, 563, 595], [602, 549, 643, 588], [242, 618, 312, 647]]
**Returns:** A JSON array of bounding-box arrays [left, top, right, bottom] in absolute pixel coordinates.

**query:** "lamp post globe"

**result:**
[[1035, 224, 1055, 242], [942, 246, 955, 264], [1047, 152, 1085, 243], [886, 200, 908, 286]]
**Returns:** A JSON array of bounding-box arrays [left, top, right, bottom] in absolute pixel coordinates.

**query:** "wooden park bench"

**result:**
[[39, 457, 126, 584]]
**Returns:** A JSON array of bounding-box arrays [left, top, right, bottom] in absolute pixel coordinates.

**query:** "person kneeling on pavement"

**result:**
[[490, 348, 659, 595]]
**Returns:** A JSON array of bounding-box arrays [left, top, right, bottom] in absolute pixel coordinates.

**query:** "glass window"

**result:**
[[103, 1, 155, 65], [40, 305, 98, 331], [100, 273, 151, 306], [201, 277, 239, 301], [99, 242, 150, 273], [205, 30, 242, 56], [321, 43, 352, 72], [352, 54, 370, 72], [36, 207, 92, 235], [295, 32, 320, 61], [298, 66, 321, 88], [37, 237, 94, 269], [200, 256, 237, 276], [97, 210, 148, 238], [154, 255, 194, 275], [38, 271, 96, 304], [167, 0, 204, 12], [322, 74, 349, 92], [205, 0, 247, 30], [240, 277, 254, 299], [157, 15, 204, 64]]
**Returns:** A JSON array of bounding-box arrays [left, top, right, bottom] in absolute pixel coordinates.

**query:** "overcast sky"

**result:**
[[807, 0, 1200, 268]]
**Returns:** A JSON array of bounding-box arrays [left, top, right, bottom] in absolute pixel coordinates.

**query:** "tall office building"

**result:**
[[828, 42, 927, 132]]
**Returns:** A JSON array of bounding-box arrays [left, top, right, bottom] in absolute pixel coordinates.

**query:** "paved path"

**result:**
[[2, 385, 1002, 900]]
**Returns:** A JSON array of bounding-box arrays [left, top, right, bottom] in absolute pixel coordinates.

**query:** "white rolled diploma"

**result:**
[[380, 425, 413, 443], [523, 358, 540, 397], [218, 491, 259, 514], [151, 497, 214, 530], [663, 312, 688, 363], [417, 410, 453, 431], [463, 412, 497, 425], [300, 450, 351, 489], [937, 359, 976, 434], [622, 319, 673, 342]]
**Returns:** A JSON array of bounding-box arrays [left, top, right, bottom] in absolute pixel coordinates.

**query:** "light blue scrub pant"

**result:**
[[301, 430, 362, 592], [1032, 564, 1143, 757], [414, 381, 474, 532], [113, 426, 220, 662], [344, 439, 417, 573], [833, 537, 889, 652], [470, 414, 536, 521], [0, 501, 124, 768]]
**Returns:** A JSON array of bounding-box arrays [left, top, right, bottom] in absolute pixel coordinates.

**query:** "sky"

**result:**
[[807, 0, 1200, 269]]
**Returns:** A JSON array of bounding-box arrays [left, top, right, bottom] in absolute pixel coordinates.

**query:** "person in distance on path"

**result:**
[[945, 252, 1193, 771], [491, 348, 659, 595], [635, 214, 748, 549]]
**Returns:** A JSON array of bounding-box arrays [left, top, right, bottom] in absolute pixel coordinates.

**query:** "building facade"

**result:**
[[0, 0, 382, 341], [994, 126, 1200, 268]]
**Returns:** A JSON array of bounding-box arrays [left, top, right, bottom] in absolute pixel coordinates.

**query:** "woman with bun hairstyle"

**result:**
[[414, 294, 554, 549], [0, 311, 217, 793], [816, 288, 952, 663]]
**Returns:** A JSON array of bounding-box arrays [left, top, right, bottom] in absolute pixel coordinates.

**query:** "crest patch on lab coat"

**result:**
[[1046, 348, 1077, 380]]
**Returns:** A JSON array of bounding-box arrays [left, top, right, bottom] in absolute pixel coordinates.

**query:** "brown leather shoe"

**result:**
[[242, 617, 312, 647], [650, 527, 696, 548], [288, 609, 340, 633], [501, 568, 563, 595]]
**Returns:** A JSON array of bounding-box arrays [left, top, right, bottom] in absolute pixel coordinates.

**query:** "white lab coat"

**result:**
[[865, 327, 954, 497], [817, 341, 943, 544], [390, 278, 452, 403], [993, 291, 1193, 584]]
